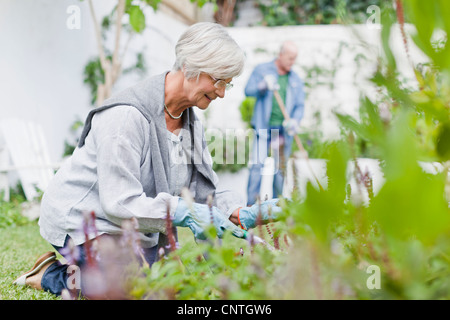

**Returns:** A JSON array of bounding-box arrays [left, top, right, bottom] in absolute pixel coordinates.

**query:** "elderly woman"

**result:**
[[14, 22, 280, 297]]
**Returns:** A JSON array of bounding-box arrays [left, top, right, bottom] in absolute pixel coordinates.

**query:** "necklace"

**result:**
[[164, 104, 183, 120]]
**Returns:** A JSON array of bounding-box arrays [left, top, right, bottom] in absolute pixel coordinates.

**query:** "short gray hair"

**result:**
[[173, 22, 245, 80]]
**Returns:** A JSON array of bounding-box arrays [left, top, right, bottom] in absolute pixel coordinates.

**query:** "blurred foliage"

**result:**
[[63, 118, 84, 157], [0, 185, 30, 229], [61, 0, 450, 300], [126, 0, 450, 300], [255, 0, 394, 26], [83, 57, 105, 106], [82, 0, 150, 106], [238, 97, 256, 129]]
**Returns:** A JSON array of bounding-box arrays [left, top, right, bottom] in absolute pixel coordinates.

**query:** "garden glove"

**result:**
[[237, 199, 282, 231], [173, 198, 246, 240], [283, 118, 301, 136], [263, 74, 280, 91]]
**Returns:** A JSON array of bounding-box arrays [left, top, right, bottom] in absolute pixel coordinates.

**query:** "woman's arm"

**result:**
[[93, 106, 178, 233]]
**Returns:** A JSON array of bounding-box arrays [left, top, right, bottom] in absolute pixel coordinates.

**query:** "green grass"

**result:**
[[0, 217, 198, 300], [0, 208, 250, 300], [0, 222, 60, 300]]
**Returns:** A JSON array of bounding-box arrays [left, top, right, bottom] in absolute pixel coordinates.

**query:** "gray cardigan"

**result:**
[[39, 72, 245, 248]]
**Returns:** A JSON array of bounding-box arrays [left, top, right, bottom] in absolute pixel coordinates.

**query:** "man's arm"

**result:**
[[244, 65, 267, 97]]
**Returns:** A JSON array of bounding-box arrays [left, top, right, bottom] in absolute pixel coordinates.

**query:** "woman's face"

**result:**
[[184, 73, 231, 110]]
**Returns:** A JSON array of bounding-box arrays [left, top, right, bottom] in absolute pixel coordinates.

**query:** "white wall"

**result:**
[[0, 0, 426, 166], [0, 0, 187, 163], [205, 23, 427, 139], [1, 0, 97, 162]]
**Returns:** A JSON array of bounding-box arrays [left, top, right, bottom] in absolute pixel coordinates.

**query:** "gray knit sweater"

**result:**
[[39, 72, 245, 248]]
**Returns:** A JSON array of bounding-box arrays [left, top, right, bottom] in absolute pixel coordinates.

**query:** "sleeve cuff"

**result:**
[[169, 196, 180, 218], [224, 205, 241, 219]]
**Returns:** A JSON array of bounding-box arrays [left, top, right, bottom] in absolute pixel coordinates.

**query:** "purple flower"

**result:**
[[59, 238, 80, 265], [120, 218, 144, 257], [82, 211, 98, 239]]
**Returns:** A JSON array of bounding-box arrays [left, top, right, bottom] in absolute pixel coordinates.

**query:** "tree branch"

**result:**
[[112, 0, 126, 83], [87, 0, 109, 71]]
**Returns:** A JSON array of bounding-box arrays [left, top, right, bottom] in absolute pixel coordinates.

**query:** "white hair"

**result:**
[[173, 22, 245, 80]]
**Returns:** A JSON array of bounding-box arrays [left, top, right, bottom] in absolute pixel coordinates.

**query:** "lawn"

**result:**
[[0, 222, 60, 300], [0, 217, 197, 300]]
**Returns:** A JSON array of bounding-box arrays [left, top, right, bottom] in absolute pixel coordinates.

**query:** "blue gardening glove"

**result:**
[[283, 118, 301, 136], [173, 198, 246, 240], [238, 199, 282, 231]]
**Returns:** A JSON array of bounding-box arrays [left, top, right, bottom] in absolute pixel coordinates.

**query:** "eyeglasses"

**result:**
[[209, 75, 233, 91]]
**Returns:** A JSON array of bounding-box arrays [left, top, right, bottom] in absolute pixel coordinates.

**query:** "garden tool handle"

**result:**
[[273, 90, 324, 192]]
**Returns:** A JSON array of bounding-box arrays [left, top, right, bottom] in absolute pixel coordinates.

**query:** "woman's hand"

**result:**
[[173, 198, 246, 240], [231, 199, 282, 231]]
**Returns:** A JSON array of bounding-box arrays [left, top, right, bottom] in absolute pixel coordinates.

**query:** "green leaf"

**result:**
[[190, 0, 210, 8], [362, 97, 385, 142], [128, 5, 146, 33], [405, 0, 450, 71], [380, 5, 396, 71], [239, 97, 256, 127], [369, 170, 449, 245], [143, 0, 161, 11], [436, 122, 450, 161], [369, 110, 450, 244], [301, 140, 350, 243], [335, 97, 386, 150], [335, 112, 370, 141]]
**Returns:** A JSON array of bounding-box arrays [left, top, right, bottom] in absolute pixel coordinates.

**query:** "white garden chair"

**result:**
[[0, 118, 60, 202]]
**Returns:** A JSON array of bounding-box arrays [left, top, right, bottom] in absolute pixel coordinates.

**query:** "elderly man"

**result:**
[[245, 41, 305, 205]]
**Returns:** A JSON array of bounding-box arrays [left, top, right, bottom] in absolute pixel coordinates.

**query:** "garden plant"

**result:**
[[61, 0, 450, 300], [140, 0, 450, 299], [2, 0, 449, 300]]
